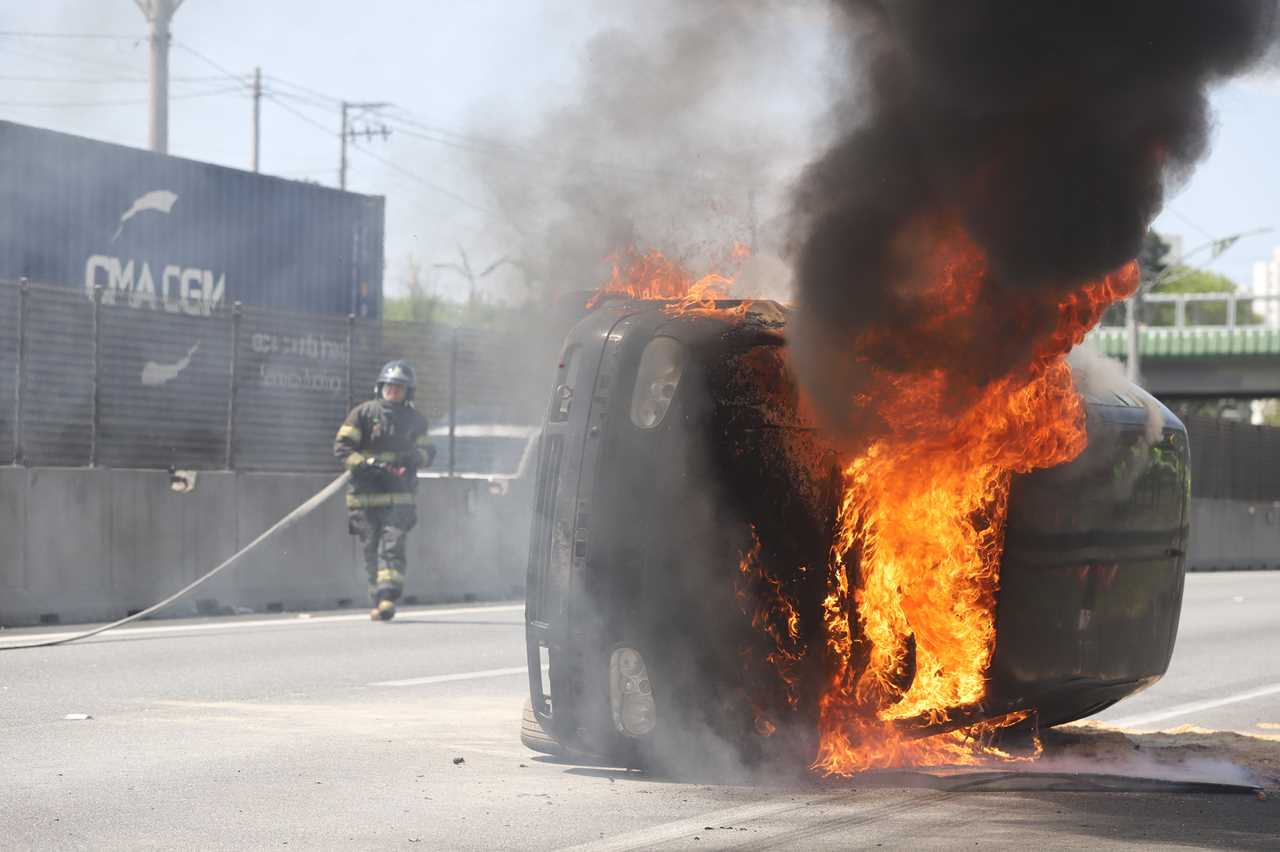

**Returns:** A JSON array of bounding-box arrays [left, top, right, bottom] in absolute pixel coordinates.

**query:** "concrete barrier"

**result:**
[[1187, 498, 1280, 572], [0, 467, 27, 594], [1, 466, 1271, 627], [0, 467, 532, 627]]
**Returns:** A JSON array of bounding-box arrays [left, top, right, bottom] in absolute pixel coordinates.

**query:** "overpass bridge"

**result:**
[[1087, 291, 1280, 397]]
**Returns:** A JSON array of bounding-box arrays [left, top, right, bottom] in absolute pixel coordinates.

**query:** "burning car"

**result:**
[[522, 296, 1189, 770]]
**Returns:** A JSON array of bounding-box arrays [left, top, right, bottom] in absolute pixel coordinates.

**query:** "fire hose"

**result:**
[[0, 472, 350, 651]]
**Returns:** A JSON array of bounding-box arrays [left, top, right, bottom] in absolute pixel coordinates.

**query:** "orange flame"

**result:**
[[813, 226, 1137, 775], [590, 232, 1135, 775], [587, 246, 751, 316]]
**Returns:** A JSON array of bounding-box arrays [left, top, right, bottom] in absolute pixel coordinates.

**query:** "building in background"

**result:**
[[1252, 246, 1280, 328], [1250, 247, 1280, 425]]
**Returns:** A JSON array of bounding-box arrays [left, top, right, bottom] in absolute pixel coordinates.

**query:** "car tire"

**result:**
[[520, 699, 563, 756]]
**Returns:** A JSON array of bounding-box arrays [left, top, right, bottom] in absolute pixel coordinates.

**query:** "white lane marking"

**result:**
[[1106, 682, 1280, 728], [370, 666, 532, 687], [555, 798, 842, 852], [371, 663, 547, 688], [0, 604, 524, 647]]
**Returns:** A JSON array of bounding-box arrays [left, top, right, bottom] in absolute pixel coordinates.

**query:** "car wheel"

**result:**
[[520, 699, 563, 756]]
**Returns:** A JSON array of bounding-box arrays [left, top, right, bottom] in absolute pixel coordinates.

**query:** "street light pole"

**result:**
[[134, 0, 186, 154]]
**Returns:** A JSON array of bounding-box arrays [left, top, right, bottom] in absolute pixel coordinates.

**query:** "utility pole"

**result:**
[[339, 100, 390, 190], [251, 67, 261, 172], [1124, 290, 1143, 385], [339, 102, 348, 190], [134, 0, 186, 154]]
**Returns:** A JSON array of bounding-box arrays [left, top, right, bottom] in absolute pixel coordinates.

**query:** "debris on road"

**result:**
[[452, 757, 465, 765], [63, 713, 92, 721]]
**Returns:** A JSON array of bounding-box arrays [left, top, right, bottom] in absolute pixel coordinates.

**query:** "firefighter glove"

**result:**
[[355, 457, 401, 485]]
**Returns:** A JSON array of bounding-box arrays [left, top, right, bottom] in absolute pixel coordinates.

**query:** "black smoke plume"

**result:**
[[789, 0, 1279, 447]]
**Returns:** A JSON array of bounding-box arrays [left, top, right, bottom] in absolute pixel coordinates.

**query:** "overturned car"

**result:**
[[522, 298, 1189, 767]]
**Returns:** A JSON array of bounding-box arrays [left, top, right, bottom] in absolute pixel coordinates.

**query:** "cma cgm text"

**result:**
[[84, 254, 226, 316]]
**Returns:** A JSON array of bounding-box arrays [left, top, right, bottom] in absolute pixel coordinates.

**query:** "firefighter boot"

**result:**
[[370, 599, 396, 621]]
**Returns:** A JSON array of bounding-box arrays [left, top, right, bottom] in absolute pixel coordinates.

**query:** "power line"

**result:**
[[350, 142, 495, 215], [109, 43, 728, 205], [0, 73, 226, 84], [383, 109, 739, 187], [263, 91, 336, 136], [264, 73, 342, 105], [384, 110, 550, 154], [0, 38, 147, 77], [254, 74, 735, 188], [171, 40, 251, 88], [267, 87, 340, 112], [0, 31, 139, 40], [262, 90, 490, 212], [0, 86, 245, 108], [384, 117, 732, 188], [1166, 207, 1216, 242]]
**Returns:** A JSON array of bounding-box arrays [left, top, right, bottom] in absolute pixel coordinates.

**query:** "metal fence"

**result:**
[[1100, 292, 1280, 329], [0, 277, 549, 474], [1184, 414, 1280, 502]]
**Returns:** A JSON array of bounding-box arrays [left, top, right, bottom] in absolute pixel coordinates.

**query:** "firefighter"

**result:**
[[334, 359, 437, 621]]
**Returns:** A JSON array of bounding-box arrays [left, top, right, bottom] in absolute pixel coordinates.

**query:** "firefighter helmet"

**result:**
[[375, 360, 416, 400]]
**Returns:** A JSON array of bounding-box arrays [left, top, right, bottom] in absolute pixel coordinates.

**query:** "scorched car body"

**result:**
[[524, 299, 1189, 764]]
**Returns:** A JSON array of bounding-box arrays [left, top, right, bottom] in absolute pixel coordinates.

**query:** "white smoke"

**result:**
[[1068, 345, 1164, 443]]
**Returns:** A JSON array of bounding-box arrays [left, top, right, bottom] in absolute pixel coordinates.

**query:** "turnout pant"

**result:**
[[348, 505, 418, 603]]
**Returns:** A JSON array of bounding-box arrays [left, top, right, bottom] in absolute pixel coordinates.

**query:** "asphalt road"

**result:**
[[1, 573, 1278, 851]]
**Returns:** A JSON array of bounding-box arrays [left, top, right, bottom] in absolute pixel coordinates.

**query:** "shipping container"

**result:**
[[0, 120, 383, 318]]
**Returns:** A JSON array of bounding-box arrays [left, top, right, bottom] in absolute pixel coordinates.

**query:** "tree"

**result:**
[[383, 255, 530, 330], [1145, 265, 1264, 325], [1134, 229, 1261, 325], [383, 257, 436, 322]]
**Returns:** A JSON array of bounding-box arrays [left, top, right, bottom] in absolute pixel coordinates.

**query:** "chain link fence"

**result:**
[[12, 273, 1274, 493], [0, 278, 549, 475]]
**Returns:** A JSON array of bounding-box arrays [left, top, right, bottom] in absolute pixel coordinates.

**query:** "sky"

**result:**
[[2, 1, 1277, 299]]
